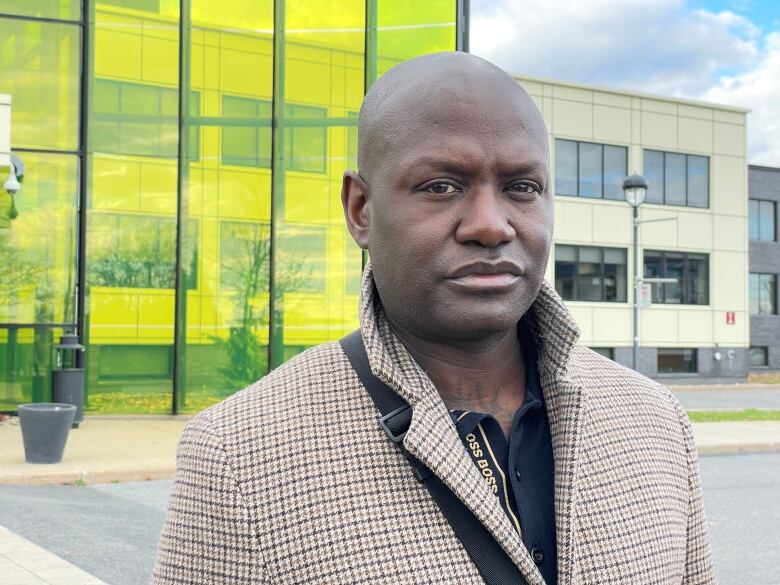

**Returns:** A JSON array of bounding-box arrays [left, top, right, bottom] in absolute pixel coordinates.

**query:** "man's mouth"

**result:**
[[445, 261, 524, 291]]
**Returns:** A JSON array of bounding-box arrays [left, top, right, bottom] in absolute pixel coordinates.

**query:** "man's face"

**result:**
[[364, 91, 553, 342]]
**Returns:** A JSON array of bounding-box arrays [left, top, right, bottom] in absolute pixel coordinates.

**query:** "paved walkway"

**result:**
[[1, 414, 780, 485], [0, 524, 107, 585], [0, 417, 188, 485], [671, 384, 780, 411]]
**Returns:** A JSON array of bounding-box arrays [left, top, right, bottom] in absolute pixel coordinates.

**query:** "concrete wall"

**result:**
[[748, 165, 780, 370], [0, 94, 10, 168], [514, 75, 750, 379]]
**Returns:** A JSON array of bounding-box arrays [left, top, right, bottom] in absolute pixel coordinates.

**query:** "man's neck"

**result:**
[[387, 319, 526, 440]]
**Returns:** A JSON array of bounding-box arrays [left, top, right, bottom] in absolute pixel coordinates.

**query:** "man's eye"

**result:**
[[507, 182, 541, 195], [426, 182, 459, 194]]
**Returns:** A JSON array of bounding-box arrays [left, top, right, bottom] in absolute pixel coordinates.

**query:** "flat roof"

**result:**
[[749, 164, 780, 173], [511, 72, 750, 115]]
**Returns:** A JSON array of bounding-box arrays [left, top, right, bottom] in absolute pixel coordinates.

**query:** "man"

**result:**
[[153, 52, 716, 584]]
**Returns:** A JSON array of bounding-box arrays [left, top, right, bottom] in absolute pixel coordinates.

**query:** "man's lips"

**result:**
[[445, 261, 524, 291]]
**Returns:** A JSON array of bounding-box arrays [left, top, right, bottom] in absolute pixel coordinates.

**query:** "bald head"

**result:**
[[357, 52, 548, 181]]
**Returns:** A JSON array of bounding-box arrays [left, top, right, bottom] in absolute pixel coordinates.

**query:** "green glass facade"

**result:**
[[0, 0, 461, 414]]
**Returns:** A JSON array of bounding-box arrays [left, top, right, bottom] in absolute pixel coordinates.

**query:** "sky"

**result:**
[[469, 0, 780, 167]]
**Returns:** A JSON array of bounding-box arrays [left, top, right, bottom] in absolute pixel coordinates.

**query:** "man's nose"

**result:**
[[454, 186, 516, 248]]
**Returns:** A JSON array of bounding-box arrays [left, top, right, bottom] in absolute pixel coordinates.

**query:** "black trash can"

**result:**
[[51, 333, 85, 428], [18, 403, 76, 464]]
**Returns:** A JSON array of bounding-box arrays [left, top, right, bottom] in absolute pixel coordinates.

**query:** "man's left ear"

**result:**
[[341, 170, 371, 249]]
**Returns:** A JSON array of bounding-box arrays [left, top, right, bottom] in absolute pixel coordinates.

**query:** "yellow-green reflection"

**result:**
[[270, 0, 365, 367], [85, 1, 179, 414], [0, 0, 80, 21], [178, 0, 274, 412], [375, 0, 457, 80], [0, 18, 80, 151]]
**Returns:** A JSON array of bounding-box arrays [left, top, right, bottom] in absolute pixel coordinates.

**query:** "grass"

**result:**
[[84, 392, 223, 415], [688, 409, 780, 422], [747, 372, 780, 385]]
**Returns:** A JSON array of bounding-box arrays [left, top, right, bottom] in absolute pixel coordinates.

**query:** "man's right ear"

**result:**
[[341, 170, 371, 250]]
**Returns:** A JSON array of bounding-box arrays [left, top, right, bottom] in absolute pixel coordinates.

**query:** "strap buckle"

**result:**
[[378, 405, 411, 443]]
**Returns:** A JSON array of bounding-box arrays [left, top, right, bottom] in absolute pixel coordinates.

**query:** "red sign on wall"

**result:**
[[726, 311, 736, 325]]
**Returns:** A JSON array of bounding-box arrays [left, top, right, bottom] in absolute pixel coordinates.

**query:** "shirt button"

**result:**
[[531, 546, 544, 565], [514, 468, 522, 482]]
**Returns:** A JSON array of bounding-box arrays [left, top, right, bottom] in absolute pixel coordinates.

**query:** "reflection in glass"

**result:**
[[554, 139, 577, 196], [664, 153, 686, 206], [0, 18, 80, 151], [603, 145, 627, 200], [578, 142, 602, 198], [749, 346, 768, 367], [643, 150, 664, 204], [686, 155, 708, 207], [658, 348, 696, 373], [1, 0, 80, 20]]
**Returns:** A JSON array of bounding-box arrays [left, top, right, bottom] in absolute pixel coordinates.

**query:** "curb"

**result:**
[[697, 443, 780, 456], [0, 467, 175, 486]]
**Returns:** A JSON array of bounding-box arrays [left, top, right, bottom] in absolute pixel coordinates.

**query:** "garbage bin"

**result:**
[[17, 403, 76, 464], [51, 333, 85, 428]]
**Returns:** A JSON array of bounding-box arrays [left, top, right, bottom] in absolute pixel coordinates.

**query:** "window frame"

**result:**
[[642, 149, 710, 208], [749, 273, 778, 315], [554, 139, 628, 200], [643, 250, 710, 305], [554, 244, 628, 303], [749, 199, 777, 242], [749, 346, 769, 368]]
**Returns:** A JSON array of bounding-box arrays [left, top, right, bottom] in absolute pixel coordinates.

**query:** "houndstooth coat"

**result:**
[[152, 265, 716, 585]]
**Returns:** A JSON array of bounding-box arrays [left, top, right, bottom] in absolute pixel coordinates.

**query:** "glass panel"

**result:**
[[603, 248, 627, 302], [749, 346, 768, 367], [759, 200, 776, 242], [554, 139, 577, 196], [685, 254, 708, 305], [578, 142, 602, 198], [0, 153, 78, 326], [643, 250, 663, 303], [749, 273, 760, 314], [554, 245, 576, 300], [374, 0, 456, 81], [590, 347, 614, 360], [603, 145, 627, 200], [658, 348, 696, 373], [0, 18, 80, 151], [664, 153, 686, 205], [760, 274, 777, 315], [686, 155, 708, 207], [179, 0, 274, 413], [643, 150, 664, 204], [577, 246, 602, 301], [749, 200, 759, 241], [1, 0, 80, 20], [221, 96, 273, 168], [663, 252, 684, 303], [273, 0, 366, 368], [0, 326, 65, 411], [86, 1, 180, 414]]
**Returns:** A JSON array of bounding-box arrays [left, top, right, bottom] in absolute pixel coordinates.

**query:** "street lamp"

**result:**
[[623, 174, 648, 371]]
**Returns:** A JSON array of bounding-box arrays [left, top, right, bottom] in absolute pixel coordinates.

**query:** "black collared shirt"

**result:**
[[449, 322, 557, 585]]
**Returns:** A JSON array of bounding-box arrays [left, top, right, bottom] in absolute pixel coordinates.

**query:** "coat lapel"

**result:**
[[358, 265, 585, 585]]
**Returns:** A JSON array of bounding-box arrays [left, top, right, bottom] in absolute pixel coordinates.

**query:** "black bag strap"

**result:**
[[340, 330, 529, 585]]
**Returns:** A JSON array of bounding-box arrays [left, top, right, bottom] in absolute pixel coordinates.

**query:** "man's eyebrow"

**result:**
[[400, 156, 548, 177]]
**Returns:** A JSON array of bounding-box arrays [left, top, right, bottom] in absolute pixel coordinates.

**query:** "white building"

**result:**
[[516, 75, 750, 381]]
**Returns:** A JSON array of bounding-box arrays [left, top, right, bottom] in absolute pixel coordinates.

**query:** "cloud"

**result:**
[[470, 0, 780, 165]]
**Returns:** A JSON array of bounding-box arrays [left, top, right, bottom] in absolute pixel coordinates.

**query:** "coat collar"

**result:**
[[358, 263, 585, 585]]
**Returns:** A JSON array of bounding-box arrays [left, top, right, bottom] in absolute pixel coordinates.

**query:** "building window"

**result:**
[[89, 214, 198, 290], [643, 150, 709, 208], [658, 348, 697, 374], [284, 103, 328, 173], [555, 139, 627, 200], [555, 245, 627, 302], [749, 199, 776, 242], [101, 0, 161, 11], [221, 96, 272, 168], [93, 79, 200, 160], [749, 346, 769, 368], [750, 273, 777, 315], [590, 347, 614, 360], [643, 250, 709, 305]]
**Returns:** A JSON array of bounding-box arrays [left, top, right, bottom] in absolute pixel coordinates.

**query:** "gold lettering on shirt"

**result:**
[[464, 432, 498, 493]]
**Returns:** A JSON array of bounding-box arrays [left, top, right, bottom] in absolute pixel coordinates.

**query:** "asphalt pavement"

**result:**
[[0, 453, 778, 584], [673, 385, 780, 411]]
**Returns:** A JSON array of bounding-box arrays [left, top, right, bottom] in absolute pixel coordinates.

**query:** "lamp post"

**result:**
[[623, 174, 648, 371]]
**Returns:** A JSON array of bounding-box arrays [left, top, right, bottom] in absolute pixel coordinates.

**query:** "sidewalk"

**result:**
[[1, 415, 780, 485], [0, 524, 107, 585]]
